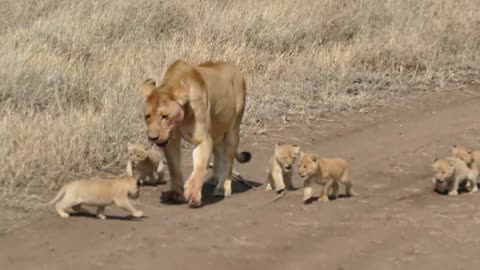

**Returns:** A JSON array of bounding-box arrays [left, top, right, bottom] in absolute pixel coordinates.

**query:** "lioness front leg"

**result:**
[[184, 137, 212, 207], [115, 199, 143, 218], [162, 137, 185, 203]]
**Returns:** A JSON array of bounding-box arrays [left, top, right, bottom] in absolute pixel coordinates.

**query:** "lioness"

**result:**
[[127, 143, 167, 185], [298, 152, 355, 203], [432, 157, 477, 195], [266, 143, 300, 193], [139, 60, 251, 207], [451, 145, 480, 181], [47, 176, 143, 219]]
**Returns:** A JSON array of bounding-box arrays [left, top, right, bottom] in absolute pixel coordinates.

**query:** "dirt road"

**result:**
[[3, 87, 480, 270]]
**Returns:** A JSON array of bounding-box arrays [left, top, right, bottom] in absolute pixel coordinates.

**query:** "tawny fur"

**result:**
[[127, 143, 167, 185], [451, 145, 480, 182], [47, 176, 143, 219], [266, 143, 300, 193], [432, 156, 477, 195], [140, 60, 251, 207], [298, 152, 355, 203]]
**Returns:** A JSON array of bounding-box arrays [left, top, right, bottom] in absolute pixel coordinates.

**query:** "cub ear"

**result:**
[[452, 144, 457, 148], [140, 79, 156, 97], [467, 149, 473, 154], [292, 144, 300, 154], [433, 157, 438, 162], [310, 155, 318, 162]]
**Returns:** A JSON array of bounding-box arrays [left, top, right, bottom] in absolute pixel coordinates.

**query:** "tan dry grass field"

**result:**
[[1, 0, 479, 200]]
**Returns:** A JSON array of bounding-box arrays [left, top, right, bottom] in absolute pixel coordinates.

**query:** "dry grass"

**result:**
[[1, 0, 479, 197]]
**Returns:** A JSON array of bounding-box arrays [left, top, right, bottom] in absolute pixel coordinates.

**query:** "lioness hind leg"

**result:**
[[212, 141, 229, 197], [213, 128, 240, 198]]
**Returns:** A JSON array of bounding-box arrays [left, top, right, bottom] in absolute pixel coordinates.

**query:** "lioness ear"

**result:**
[[140, 79, 156, 97], [310, 155, 318, 162]]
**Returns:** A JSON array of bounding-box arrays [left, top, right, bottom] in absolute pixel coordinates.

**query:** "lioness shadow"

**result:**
[[201, 176, 263, 206], [160, 176, 262, 207]]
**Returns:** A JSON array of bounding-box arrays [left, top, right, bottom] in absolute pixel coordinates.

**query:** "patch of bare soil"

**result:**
[[3, 86, 480, 270]]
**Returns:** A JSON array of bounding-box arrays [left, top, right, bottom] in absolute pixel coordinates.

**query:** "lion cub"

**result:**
[[432, 157, 477, 195], [298, 152, 354, 203], [127, 143, 166, 185], [266, 143, 300, 193], [452, 145, 480, 181], [47, 176, 143, 219]]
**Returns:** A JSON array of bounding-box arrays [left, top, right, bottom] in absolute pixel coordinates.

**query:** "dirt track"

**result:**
[[3, 87, 480, 270]]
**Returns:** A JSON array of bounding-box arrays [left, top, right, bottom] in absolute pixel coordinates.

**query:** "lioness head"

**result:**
[[127, 143, 149, 165], [140, 79, 188, 147], [432, 158, 455, 184], [275, 143, 300, 172], [298, 152, 319, 178], [452, 145, 473, 166]]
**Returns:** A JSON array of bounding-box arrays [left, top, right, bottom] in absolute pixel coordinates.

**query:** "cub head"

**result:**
[[298, 152, 319, 178], [140, 78, 189, 147], [126, 176, 141, 199], [274, 143, 300, 172], [432, 158, 455, 184], [127, 143, 149, 164], [451, 145, 473, 166]]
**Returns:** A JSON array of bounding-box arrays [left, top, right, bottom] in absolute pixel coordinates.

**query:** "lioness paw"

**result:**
[[184, 180, 202, 207], [161, 190, 186, 203]]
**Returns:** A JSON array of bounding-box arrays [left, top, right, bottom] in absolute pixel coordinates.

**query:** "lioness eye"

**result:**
[[162, 114, 168, 120], [145, 114, 151, 120]]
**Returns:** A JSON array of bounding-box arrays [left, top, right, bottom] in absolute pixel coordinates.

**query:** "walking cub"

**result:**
[[266, 143, 300, 193], [452, 145, 480, 181], [298, 152, 355, 203], [127, 143, 167, 185], [47, 176, 143, 219], [432, 157, 477, 195]]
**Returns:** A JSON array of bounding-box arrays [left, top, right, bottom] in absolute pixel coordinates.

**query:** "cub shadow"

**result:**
[[433, 182, 477, 195], [68, 211, 146, 221]]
